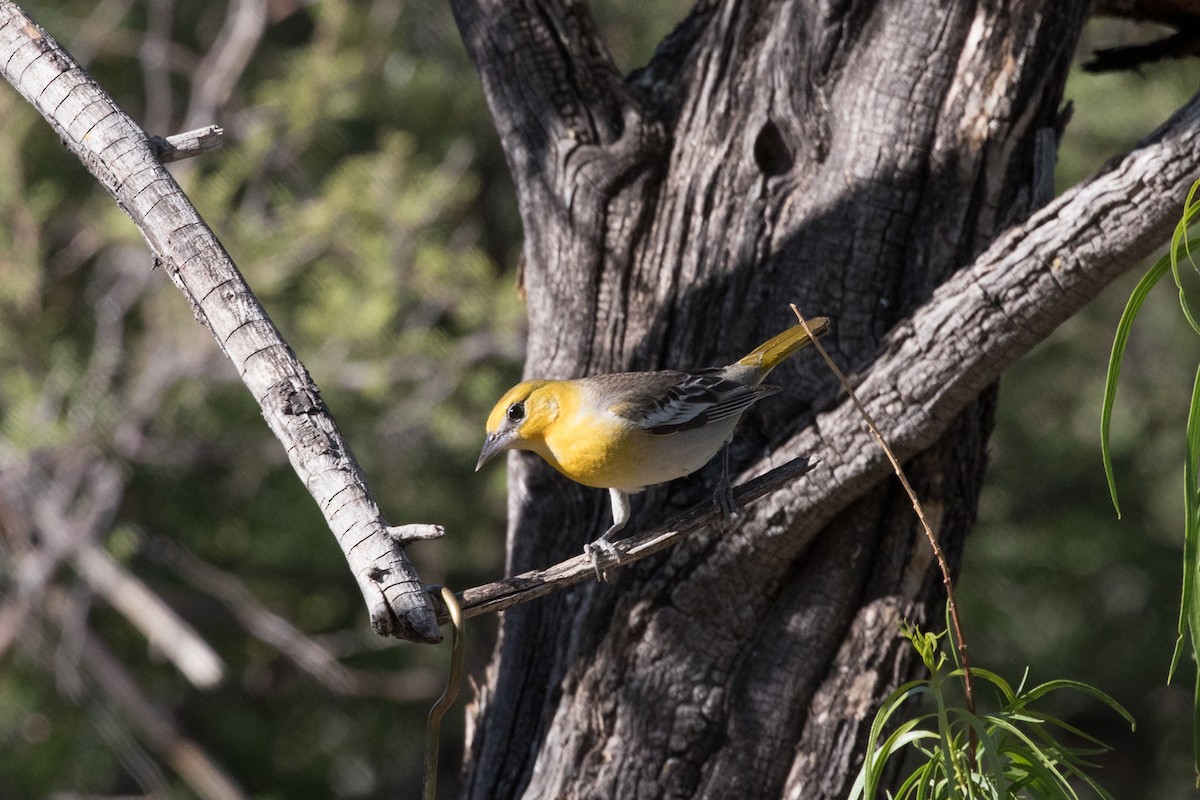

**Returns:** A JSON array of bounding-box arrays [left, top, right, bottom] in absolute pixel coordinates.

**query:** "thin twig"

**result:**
[[183, 0, 267, 129], [789, 304, 977, 717], [435, 456, 817, 623]]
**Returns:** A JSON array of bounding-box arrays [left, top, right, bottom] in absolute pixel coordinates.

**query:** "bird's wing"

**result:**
[[602, 371, 779, 435]]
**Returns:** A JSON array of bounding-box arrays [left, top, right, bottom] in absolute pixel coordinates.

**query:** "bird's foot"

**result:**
[[713, 476, 740, 525], [584, 538, 621, 582]]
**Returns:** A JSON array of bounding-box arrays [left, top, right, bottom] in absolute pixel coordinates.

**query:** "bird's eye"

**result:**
[[507, 402, 526, 423]]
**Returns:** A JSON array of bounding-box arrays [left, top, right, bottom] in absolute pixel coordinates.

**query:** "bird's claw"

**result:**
[[713, 476, 740, 522], [585, 538, 621, 582]]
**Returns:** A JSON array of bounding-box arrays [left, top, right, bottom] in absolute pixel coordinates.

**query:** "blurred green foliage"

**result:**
[[0, 2, 526, 797], [0, 3, 1197, 799], [962, 27, 1200, 799]]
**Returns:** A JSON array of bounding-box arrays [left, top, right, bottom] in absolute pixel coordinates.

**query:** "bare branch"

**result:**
[[1094, 0, 1200, 28], [1084, 30, 1200, 72], [183, 0, 267, 129], [139, 0, 174, 133], [0, 453, 125, 659], [74, 545, 225, 689], [0, 446, 223, 686], [441, 456, 817, 621], [1086, 1, 1200, 71], [57, 603, 251, 800], [147, 537, 443, 702], [0, 1, 442, 642], [708, 89, 1200, 586]]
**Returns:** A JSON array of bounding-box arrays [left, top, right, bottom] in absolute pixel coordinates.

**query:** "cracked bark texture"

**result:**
[[449, 1, 1195, 797]]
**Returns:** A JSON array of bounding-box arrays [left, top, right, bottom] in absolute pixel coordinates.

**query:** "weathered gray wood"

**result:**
[[448, 456, 817, 621], [450, 0, 1200, 797], [0, 1, 442, 643], [150, 124, 225, 162]]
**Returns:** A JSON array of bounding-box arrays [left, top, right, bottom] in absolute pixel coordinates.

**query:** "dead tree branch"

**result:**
[[736, 90, 1200, 579], [441, 456, 818, 621], [0, 1, 442, 643]]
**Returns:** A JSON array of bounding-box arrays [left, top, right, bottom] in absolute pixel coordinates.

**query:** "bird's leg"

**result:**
[[713, 441, 740, 521], [585, 488, 629, 582]]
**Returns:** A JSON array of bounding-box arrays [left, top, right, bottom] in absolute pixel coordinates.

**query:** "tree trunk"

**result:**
[[452, 2, 1091, 797]]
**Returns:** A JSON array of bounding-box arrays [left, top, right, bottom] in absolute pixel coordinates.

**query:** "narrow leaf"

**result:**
[[1016, 679, 1135, 729], [1101, 256, 1172, 517], [1170, 363, 1200, 685]]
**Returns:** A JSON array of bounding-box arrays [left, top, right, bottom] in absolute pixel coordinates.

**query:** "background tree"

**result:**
[[450, 1, 1198, 797], [0, 1, 1198, 799]]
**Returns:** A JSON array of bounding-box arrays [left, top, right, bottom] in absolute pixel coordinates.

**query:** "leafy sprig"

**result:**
[[851, 621, 1133, 800], [1101, 178, 1200, 780]]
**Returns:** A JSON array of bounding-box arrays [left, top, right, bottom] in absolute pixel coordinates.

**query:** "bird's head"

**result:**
[[476, 380, 559, 471]]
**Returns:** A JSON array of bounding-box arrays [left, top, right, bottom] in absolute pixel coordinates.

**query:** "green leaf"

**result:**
[[863, 619, 1129, 798], [987, 716, 1079, 798], [1014, 678, 1135, 730], [1172, 180, 1200, 280], [1194, 668, 1200, 785], [1100, 254, 1172, 517], [1104, 180, 1200, 784], [850, 723, 937, 800], [954, 666, 1015, 704], [1171, 222, 1200, 335], [948, 708, 1008, 796], [1171, 362, 1200, 685]]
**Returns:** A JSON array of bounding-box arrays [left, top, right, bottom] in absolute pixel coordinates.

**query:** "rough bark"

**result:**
[[450, 1, 1199, 798]]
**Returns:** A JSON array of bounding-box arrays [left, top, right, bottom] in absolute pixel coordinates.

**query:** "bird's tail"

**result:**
[[728, 317, 830, 384]]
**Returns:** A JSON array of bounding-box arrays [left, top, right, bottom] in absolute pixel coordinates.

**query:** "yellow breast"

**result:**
[[531, 382, 737, 493], [533, 391, 642, 489]]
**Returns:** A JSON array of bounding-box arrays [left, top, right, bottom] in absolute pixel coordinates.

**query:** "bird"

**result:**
[[476, 317, 830, 579]]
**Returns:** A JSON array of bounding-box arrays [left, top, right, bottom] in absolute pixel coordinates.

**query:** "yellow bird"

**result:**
[[477, 317, 830, 577]]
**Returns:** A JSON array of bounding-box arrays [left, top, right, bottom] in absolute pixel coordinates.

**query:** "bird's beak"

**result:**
[[476, 430, 513, 471]]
